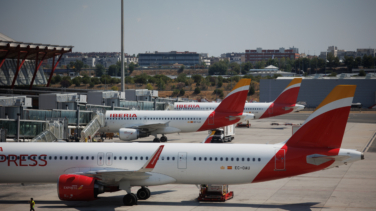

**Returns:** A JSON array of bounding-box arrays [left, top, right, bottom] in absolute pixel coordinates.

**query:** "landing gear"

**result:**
[[160, 135, 167, 142], [123, 193, 138, 206], [153, 138, 160, 142], [137, 187, 151, 200]]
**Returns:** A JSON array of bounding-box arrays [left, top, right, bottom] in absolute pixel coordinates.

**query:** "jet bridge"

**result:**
[[80, 111, 105, 141]]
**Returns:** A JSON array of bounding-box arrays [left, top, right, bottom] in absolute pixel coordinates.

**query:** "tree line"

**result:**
[[208, 54, 375, 75]]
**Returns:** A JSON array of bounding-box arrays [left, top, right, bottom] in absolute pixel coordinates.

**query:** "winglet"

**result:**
[[214, 79, 251, 113], [139, 145, 164, 172], [202, 131, 216, 143], [285, 85, 356, 148], [273, 78, 302, 105]]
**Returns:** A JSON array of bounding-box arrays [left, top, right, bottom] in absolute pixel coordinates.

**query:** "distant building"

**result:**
[[247, 65, 295, 77], [46, 53, 138, 68], [245, 47, 300, 63], [357, 48, 375, 57], [221, 52, 245, 64], [138, 51, 200, 67]]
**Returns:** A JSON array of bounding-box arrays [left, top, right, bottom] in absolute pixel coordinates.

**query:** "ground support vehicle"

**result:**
[[236, 120, 250, 128], [198, 184, 233, 202], [208, 124, 235, 143]]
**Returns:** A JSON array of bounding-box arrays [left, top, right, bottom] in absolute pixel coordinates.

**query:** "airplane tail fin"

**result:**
[[202, 131, 216, 143], [273, 78, 302, 105], [214, 79, 251, 113], [285, 85, 356, 148]]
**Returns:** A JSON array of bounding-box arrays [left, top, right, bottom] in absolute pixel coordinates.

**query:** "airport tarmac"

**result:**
[[0, 115, 375, 211]]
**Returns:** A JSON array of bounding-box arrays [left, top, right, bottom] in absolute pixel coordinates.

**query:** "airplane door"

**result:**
[[208, 112, 214, 125], [97, 152, 104, 166], [178, 152, 187, 169], [275, 149, 285, 171], [106, 152, 113, 166]]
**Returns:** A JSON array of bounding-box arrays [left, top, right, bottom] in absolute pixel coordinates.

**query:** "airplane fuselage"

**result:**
[[174, 102, 304, 119], [0, 143, 360, 185], [100, 110, 242, 135]]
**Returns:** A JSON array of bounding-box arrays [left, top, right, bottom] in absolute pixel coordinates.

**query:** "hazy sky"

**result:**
[[0, 0, 375, 57]]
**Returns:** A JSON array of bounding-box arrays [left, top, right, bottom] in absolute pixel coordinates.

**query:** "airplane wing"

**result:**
[[124, 122, 169, 131], [72, 145, 165, 186]]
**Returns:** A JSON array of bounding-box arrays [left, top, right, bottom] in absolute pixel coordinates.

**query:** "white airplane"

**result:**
[[0, 85, 363, 206], [174, 78, 305, 119], [99, 79, 253, 142]]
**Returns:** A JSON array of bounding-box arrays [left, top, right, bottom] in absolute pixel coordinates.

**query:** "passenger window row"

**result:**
[[193, 157, 261, 162]]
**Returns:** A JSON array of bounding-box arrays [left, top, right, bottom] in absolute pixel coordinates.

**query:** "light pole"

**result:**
[[121, 0, 125, 92]]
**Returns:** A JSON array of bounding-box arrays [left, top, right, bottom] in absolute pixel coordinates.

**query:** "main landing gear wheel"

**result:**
[[123, 193, 138, 206], [160, 136, 167, 142], [153, 138, 160, 142], [137, 187, 151, 200]]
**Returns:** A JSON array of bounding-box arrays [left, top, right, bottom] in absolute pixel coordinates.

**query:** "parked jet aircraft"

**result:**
[[99, 79, 253, 142], [174, 78, 305, 119], [0, 85, 363, 206]]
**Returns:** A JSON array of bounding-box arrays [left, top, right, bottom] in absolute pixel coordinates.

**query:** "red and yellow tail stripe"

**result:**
[[214, 79, 251, 114], [202, 131, 216, 143], [286, 85, 356, 148]]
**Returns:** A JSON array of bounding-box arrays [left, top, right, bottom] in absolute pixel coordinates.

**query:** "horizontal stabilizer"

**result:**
[[307, 154, 350, 165]]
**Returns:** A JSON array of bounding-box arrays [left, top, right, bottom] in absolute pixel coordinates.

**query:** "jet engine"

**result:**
[[58, 174, 104, 201], [119, 128, 149, 141]]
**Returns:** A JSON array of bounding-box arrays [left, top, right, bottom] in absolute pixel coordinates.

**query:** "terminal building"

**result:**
[[260, 76, 376, 108], [245, 47, 300, 63], [138, 51, 200, 67]]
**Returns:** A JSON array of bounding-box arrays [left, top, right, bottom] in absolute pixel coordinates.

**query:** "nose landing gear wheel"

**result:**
[[123, 193, 138, 206], [137, 187, 151, 200], [160, 136, 167, 142]]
